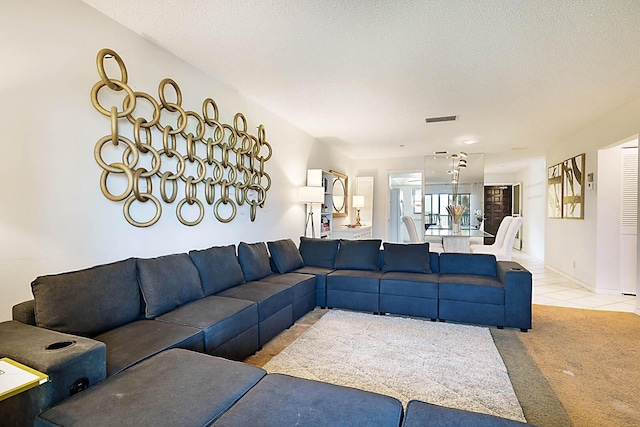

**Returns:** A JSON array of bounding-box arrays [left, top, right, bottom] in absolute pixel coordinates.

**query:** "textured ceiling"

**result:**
[[82, 0, 640, 174]]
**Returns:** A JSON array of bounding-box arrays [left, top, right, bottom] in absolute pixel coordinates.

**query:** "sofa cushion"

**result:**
[[439, 275, 505, 304], [214, 373, 403, 427], [94, 320, 203, 376], [189, 245, 245, 295], [137, 254, 205, 318], [382, 243, 431, 273], [238, 242, 273, 281], [439, 253, 497, 277], [156, 295, 258, 354], [402, 400, 529, 427], [298, 237, 340, 268], [334, 239, 382, 271], [35, 349, 266, 427], [267, 239, 305, 274], [31, 258, 140, 337], [380, 272, 439, 299]]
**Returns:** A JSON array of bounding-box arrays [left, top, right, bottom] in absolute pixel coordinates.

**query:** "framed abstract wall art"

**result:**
[[547, 163, 563, 218], [562, 153, 585, 219]]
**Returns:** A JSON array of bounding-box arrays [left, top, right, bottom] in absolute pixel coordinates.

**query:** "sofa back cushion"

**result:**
[[439, 253, 497, 277], [31, 258, 140, 337], [429, 252, 440, 273], [382, 243, 431, 273], [298, 237, 339, 269], [334, 239, 382, 271], [268, 239, 305, 274], [137, 254, 205, 318], [189, 245, 245, 295], [238, 242, 273, 281]]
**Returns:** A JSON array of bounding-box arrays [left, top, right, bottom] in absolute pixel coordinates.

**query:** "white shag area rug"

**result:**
[[263, 310, 526, 422]]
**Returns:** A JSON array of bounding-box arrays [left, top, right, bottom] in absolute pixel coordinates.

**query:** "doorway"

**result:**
[[596, 138, 638, 297], [388, 171, 423, 243], [483, 186, 512, 245]]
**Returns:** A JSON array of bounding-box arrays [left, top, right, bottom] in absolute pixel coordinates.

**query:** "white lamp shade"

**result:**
[[298, 186, 324, 203], [352, 195, 365, 208]]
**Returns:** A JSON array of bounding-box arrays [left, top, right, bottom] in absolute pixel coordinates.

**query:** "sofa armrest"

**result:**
[[497, 261, 533, 331], [0, 321, 107, 426], [13, 299, 36, 325]]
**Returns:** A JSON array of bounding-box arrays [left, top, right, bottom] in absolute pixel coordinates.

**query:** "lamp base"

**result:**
[[355, 209, 361, 226]]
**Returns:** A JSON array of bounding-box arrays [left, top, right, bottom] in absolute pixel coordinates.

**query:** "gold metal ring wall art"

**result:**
[[91, 49, 272, 226]]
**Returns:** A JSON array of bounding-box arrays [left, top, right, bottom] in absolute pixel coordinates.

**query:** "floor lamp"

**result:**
[[299, 186, 325, 238]]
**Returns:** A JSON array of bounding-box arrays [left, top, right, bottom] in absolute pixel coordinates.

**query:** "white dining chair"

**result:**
[[470, 216, 513, 253], [471, 216, 523, 261], [402, 216, 443, 253]]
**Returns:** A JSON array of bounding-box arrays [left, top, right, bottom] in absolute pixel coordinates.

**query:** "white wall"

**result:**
[[0, 0, 352, 320], [595, 145, 623, 292], [546, 98, 640, 293], [517, 158, 547, 259]]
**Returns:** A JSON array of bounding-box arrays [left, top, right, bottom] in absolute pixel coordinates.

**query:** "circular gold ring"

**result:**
[[250, 201, 258, 222], [132, 168, 152, 202], [177, 197, 205, 226], [110, 107, 118, 145], [213, 198, 237, 223], [180, 154, 206, 184], [96, 48, 128, 90], [233, 113, 248, 133], [158, 78, 182, 112], [160, 172, 178, 203], [203, 98, 219, 123], [124, 144, 161, 178], [259, 141, 273, 162], [133, 118, 151, 153], [94, 136, 139, 173], [225, 124, 238, 150], [125, 91, 161, 128], [91, 80, 136, 118], [235, 182, 246, 206], [181, 111, 206, 142], [209, 159, 224, 185], [204, 177, 216, 204], [157, 148, 185, 180], [123, 194, 162, 227], [162, 127, 177, 154], [156, 102, 187, 135], [100, 163, 133, 201]]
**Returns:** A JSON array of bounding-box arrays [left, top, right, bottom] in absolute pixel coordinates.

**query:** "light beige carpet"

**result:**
[[515, 305, 640, 427], [262, 310, 526, 422]]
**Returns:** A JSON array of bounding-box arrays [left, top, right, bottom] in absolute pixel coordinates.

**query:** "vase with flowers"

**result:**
[[446, 152, 467, 233]]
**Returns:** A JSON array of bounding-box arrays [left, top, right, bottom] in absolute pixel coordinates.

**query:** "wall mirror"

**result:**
[[330, 170, 348, 217]]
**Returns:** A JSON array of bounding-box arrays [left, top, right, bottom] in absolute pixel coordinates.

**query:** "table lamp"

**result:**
[[298, 186, 325, 238], [352, 195, 365, 226]]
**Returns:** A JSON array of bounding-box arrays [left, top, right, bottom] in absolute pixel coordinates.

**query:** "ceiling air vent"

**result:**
[[425, 115, 458, 123]]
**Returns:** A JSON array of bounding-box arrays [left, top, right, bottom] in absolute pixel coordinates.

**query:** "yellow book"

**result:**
[[0, 358, 49, 401]]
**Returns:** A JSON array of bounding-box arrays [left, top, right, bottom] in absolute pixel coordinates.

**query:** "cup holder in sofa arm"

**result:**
[[510, 267, 523, 271], [45, 340, 76, 350]]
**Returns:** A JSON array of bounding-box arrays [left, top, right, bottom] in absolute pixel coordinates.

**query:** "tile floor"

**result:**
[[512, 251, 637, 313]]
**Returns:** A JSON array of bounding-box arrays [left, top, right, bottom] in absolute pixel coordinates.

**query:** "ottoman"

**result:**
[[213, 373, 403, 426], [35, 349, 266, 427]]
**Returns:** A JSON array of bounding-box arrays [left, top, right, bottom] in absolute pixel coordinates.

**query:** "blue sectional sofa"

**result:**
[[1, 237, 533, 426]]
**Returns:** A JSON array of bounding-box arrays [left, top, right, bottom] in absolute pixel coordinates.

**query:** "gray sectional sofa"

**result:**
[[1, 237, 533, 426]]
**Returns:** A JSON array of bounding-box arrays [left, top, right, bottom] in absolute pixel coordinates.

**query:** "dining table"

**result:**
[[424, 228, 494, 253]]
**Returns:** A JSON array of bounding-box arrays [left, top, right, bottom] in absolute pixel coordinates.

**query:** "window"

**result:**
[[424, 192, 471, 228]]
